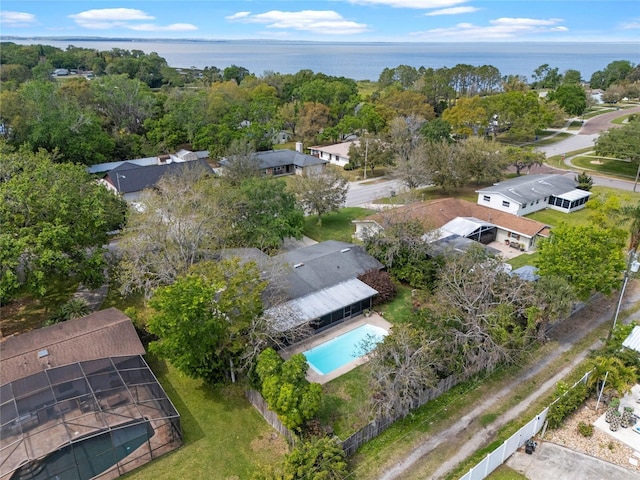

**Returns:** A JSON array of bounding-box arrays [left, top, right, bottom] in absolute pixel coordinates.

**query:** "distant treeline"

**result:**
[[0, 42, 637, 166]]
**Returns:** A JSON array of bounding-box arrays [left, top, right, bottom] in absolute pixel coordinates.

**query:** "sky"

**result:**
[[1, 0, 639, 43]]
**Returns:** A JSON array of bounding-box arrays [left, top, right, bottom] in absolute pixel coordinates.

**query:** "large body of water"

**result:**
[[7, 38, 640, 81]]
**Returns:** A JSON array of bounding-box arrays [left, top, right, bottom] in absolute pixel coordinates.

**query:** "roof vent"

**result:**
[[340, 248, 351, 253], [293, 263, 304, 268], [38, 349, 49, 358]]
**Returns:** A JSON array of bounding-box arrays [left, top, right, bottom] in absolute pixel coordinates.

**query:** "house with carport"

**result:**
[[476, 174, 591, 217], [353, 198, 550, 252]]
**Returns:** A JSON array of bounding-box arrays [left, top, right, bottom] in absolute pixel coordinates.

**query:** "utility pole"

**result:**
[[363, 137, 369, 180]]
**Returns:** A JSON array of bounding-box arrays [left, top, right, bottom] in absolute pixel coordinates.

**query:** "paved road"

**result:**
[[345, 178, 404, 207]]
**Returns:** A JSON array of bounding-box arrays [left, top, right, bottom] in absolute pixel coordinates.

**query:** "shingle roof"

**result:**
[[253, 149, 328, 169], [104, 159, 213, 193], [359, 198, 548, 238], [274, 240, 384, 300], [0, 308, 145, 384], [476, 174, 578, 205]]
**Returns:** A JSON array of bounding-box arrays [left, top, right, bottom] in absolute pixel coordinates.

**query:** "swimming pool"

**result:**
[[303, 324, 388, 375]]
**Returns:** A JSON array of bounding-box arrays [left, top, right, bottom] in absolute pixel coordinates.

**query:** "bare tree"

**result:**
[[289, 167, 348, 225], [388, 115, 432, 189], [117, 163, 230, 297], [367, 324, 441, 419], [219, 139, 260, 186]]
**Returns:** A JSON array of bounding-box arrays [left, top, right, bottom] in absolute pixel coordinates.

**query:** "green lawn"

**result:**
[[571, 156, 637, 178], [487, 465, 527, 479], [507, 252, 540, 270], [303, 207, 375, 242], [123, 355, 288, 480]]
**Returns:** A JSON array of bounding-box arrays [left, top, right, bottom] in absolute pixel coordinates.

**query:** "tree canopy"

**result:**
[[536, 222, 626, 300], [0, 145, 125, 302], [147, 257, 267, 384]]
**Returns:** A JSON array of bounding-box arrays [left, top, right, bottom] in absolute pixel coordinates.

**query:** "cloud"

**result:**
[[414, 17, 568, 40], [348, 0, 468, 8], [68, 8, 196, 32], [0, 10, 37, 27], [621, 19, 640, 29], [425, 6, 480, 16], [226, 10, 369, 35]]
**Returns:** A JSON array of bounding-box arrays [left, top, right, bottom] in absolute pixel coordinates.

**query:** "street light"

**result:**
[[609, 250, 640, 339]]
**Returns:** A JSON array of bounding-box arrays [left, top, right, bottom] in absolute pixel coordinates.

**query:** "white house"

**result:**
[[476, 174, 591, 217], [309, 140, 359, 167]]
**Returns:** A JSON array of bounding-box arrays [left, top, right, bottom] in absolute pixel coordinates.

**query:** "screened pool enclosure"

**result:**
[[1, 355, 182, 480]]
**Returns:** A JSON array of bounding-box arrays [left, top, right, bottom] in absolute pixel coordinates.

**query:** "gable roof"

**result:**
[[104, 158, 213, 193], [309, 141, 359, 158], [476, 174, 580, 205], [359, 198, 549, 238], [253, 149, 328, 169], [0, 308, 145, 385], [274, 240, 384, 300]]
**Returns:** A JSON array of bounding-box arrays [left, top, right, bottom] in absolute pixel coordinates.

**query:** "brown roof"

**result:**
[[360, 198, 549, 238], [0, 308, 145, 385]]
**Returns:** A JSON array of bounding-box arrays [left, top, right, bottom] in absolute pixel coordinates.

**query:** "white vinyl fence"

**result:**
[[459, 370, 591, 480]]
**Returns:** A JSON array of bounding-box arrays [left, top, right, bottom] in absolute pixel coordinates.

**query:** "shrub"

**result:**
[[577, 421, 594, 437], [358, 269, 397, 306], [547, 381, 589, 429], [343, 163, 356, 171]]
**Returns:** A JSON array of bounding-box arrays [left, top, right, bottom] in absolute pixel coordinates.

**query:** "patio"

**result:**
[[593, 384, 640, 454], [487, 240, 536, 260]]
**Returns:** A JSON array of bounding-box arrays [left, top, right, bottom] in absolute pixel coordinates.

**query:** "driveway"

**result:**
[[506, 443, 640, 480]]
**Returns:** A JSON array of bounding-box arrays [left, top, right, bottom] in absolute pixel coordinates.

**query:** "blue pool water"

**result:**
[[303, 324, 388, 375]]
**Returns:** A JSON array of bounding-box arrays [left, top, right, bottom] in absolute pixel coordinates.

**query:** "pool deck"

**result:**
[[280, 313, 392, 385]]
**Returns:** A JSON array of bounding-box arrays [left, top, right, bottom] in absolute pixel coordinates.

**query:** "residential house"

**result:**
[[220, 240, 383, 335], [476, 174, 591, 216], [101, 158, 214, 202], [0, 308, 182, 480], [353, 198, 550, 252], [308, 140, 359, 168], [220, 143, 328, 177], [88, 149, 210, 175]]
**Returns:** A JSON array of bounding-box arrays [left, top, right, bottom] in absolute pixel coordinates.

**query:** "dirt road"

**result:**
[[378, 282, 640, 480]]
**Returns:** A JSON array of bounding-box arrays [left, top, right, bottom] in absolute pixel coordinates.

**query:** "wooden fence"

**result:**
[[245, 389, 296, 445], [341, 374, 461, 456]]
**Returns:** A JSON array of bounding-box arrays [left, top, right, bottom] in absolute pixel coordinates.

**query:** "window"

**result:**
[[483, 195, 490, 202], [502, 200, 510, 207]]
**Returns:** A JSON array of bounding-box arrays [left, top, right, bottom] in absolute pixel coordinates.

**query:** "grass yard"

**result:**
[[123, 355, 288, 480], [318, 366, 373, 439], [303, 207, 375, 242], [486, 465, 527, 479], [533, 132, 572, 146], [507, 252, 540, 270], [571, 156, 637, 178]]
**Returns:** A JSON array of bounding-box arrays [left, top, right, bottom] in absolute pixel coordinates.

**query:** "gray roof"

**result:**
[[104, 159, 213, 193], [477, 174, 579, 205], [87, 150, 209, 174], [274, 240, 384, 300], [253, 149, 328, 169], [510, 265, 540, 282], [267, 279, 378, 331]]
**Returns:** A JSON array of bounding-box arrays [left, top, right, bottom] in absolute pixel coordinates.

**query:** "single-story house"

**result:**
[[101, 158, 214, 202], [220, 240, 383, 335], [219, 143, 327, 177], [88, 149, 210, 175], [476, 174, 591, 217], [0, 308, 182, 480], [308, 140, 359, 168], [353, 198, 550, 252]]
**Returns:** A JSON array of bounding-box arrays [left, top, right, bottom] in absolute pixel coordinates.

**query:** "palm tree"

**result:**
[[586, 356, 637, 397]]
